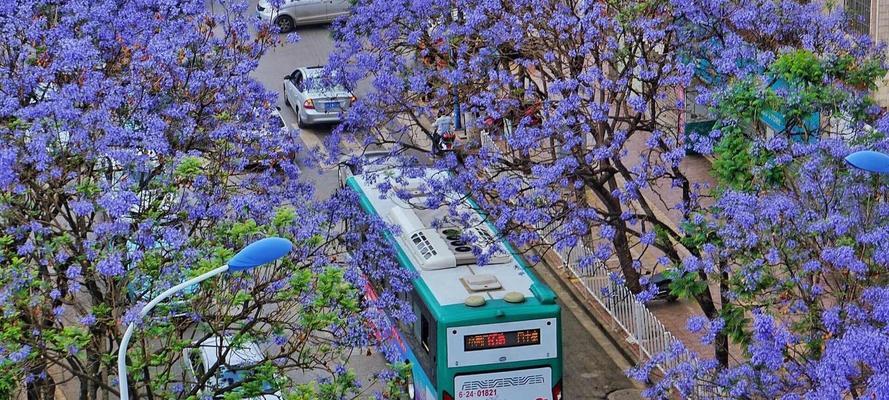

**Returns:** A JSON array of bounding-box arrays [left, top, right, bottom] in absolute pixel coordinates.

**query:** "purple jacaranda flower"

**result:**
[[9, 345, 31, 363], [66, 265, 82, 280], [79, 314, 97, 327], [96, 253, 125, 277], [122, 303, 145, 326], [70, 200, 94, 217], [687, 315, 708, 333]]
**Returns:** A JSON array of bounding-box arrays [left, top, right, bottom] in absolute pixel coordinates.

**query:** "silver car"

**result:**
[[282, 66, 355, 127], [255, 0, 350, 32]]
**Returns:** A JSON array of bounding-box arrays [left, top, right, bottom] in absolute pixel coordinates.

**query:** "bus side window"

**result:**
[[406, 292, 436, 387], [420, 314, 430, 353]]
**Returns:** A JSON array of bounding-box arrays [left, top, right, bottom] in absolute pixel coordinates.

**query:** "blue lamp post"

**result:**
[[845, 150, 889, 174], [116, 237, 293, 400]]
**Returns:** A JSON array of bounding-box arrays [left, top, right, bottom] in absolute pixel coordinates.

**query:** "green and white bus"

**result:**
[[346, 166, 563, 400]]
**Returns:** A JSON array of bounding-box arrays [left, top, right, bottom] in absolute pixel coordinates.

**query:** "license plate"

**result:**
[[455, 367, 552, 400], [324, 101, 340, 112]]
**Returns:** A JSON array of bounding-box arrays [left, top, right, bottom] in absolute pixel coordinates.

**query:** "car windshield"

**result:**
[[303, 72, 347, 93]]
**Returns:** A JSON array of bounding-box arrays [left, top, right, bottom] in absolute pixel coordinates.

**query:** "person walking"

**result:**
[[431, 109, 453, 156]]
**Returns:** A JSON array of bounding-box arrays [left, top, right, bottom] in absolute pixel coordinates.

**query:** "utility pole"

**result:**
[[450, 7, 462, 130]]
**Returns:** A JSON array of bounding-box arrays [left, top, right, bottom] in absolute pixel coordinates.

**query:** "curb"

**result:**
[[524, 248, 648, 395], [535, 248, 645, 368]]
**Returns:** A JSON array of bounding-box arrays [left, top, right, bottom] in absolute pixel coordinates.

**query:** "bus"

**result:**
[[345, 166, 563, 400]]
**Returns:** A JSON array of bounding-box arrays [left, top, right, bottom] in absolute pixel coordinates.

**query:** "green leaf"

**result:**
[[720, 303, 751, 346], [174, 156, 205, 179], [770, 50, 824, 84], [667, 269, 708, 299], [273, 206, 296, 228], [233, 290, 252, 305]]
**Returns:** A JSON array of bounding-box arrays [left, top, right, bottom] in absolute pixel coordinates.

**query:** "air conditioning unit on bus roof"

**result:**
[[387, 207, 512, 270]]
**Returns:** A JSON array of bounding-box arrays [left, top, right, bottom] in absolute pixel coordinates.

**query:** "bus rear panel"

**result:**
[[446, 318, 560, 400]]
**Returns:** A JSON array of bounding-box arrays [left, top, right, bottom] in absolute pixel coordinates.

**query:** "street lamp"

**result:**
[[845, 150, 889, 174], [116, 237, 293, 400]]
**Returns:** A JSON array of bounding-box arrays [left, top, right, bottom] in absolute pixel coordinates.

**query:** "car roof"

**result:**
[[340, 149, 391, 162], [300, 66, 325, 77], [197, 336, 264, 368], [339, 150, 401, 178]]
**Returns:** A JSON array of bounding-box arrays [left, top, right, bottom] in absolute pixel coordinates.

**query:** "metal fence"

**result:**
[[536, 220, 691, 372], [477, 131, 710, 397]]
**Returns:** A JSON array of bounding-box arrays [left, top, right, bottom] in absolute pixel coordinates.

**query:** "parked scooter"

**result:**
[[650, 272, 680, 302]]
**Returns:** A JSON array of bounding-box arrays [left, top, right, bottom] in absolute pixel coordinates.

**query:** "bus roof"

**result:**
[[347, 167, 555, 313]]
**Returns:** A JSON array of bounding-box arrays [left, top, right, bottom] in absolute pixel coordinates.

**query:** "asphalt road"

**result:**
[[245, 15, 392, 395], [248, 19, 350, 200]]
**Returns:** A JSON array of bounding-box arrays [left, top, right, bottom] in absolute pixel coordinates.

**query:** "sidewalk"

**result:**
[[624, 132, 725, 360]]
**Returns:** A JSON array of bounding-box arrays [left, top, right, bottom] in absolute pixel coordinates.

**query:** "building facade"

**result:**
[[846, 0, 889, 106]]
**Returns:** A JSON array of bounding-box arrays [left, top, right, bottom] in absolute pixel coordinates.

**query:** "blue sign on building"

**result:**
[[690, 59, 820, 145]]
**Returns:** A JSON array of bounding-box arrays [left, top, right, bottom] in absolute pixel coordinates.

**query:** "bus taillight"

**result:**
[[442, 391, 453, 400], [553, 379, 563, 400]]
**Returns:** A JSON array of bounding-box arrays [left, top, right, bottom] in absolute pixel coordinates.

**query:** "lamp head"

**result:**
[[227, 237, 293, 272], [845, 150, 889, 174]]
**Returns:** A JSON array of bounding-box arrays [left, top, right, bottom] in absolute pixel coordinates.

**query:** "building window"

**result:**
[[846, 0, 871, 35]]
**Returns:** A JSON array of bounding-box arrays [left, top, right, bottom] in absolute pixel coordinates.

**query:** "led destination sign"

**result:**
[[463, 328, 541, 352]]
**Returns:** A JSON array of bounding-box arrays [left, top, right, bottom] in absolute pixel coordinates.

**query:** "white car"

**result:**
[[181, 336, 284, 399], [282, 66, 355, 128], [255, 0, 350, 32]]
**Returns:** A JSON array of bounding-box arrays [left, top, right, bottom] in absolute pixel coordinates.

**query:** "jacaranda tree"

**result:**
[[328, 0, 879, 369], [327, 0, 736, 368], [0, 1, 410, 399], [637, 136, 889, 399], [630, 22, 889, 400]]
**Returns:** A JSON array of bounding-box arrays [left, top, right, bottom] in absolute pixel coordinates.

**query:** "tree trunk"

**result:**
[[713, 330, 729, 367], [693, 271, 728, 367], [716, 271, 731, 367], [602, 170, 643, 294], [613, 219, 643, 293]]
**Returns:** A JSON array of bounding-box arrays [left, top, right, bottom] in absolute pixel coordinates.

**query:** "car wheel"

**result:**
[[274, 15, 294, 33], [284, 95, 290, 107], [296, 110, 307, 129]]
